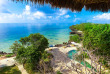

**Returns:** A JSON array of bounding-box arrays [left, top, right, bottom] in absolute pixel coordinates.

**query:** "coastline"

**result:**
[[0, 23, 72, 53]]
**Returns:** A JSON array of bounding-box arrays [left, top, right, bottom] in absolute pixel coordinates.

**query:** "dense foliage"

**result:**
[[69, 34, 81, 43], [75, 51, 89, 61], [0, 65, 21, 74], [10, 33, 52, 73], [70, 23, 110, 55], [70, 23, 110, 67], [5, 53, 14, 57]]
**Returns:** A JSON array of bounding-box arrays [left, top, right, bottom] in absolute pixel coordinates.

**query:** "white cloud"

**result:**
[[93, 13, 110, 20], [33, 11, 46, 19], [0, 5, 46, 23], [0, 3, 71, 23], [73, 18, 80, 22], [26, 5, 30, 11], [59, 9, 67, 16], [54, 9, 68, 20], [23, 5, 31, 15], [65, 15, 70, 18]]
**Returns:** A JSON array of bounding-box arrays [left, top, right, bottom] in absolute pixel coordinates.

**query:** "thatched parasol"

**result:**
[[12, 0, 110, 12]]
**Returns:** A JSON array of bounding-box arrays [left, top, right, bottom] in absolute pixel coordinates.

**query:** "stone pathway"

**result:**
[[47, 47, 78, 74], [17, 64, 28, 74]]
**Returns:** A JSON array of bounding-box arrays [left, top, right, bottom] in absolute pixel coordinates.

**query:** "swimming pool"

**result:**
[[67, 50, 77, 59], [67, 50, 96, 71]]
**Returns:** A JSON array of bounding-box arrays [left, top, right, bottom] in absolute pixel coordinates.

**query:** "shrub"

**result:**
[[71, 23, 110, 58], [75, 51, 89, 61], [10, 33, 52, 73], [0, 55, 2, 57], [5, 53, 13, 57], [24, 63, 35, 74], [57, 71, 62, 74], [0, 65, 21, 74], [69, 34, 81, 43]]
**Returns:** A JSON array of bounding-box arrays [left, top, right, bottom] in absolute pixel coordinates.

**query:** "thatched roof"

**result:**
[[12, 0, 110, 12]]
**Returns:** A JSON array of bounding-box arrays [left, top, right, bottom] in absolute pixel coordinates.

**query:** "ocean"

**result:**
[[0, 23, 73, 52]]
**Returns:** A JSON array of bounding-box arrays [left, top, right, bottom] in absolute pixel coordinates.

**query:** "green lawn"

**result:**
[[0, 65, 21, 74]]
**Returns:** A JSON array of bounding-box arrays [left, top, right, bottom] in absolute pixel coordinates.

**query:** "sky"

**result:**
[[0, 0, 110, 24]]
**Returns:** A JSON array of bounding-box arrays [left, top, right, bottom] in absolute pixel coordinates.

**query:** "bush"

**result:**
[[81, 52, 89, 58], [69, 34, 81, 43], [5, 53, 13, 57], [99, 58, 109, 68], [75, 51, 89, 61], [10, 33, 52, 73], [24, 63, 35, 74], [0, 65, 21, 74], [71, 23, 110, 57], [0, 55, 2, 57], [57, 71, 62, 74], [72, 23, 110, 69]]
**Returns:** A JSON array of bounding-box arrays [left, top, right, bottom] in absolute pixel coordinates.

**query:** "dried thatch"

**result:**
[[12, 0, 110, 12]]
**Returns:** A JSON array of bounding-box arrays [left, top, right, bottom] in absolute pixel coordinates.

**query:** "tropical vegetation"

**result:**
[[10, 33, 53, 74], [70, 23, 110, 68], [0, 65, 21, 74], [69, 34, 81, 43]]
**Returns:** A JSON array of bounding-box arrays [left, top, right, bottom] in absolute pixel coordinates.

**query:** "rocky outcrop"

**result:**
[[55, 44, 64, 47], [70, 31, 83, 37], [0, 51, 7, 55]]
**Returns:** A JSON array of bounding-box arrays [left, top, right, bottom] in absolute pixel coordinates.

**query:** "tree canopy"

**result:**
[[10, 33, 52, 73], [70, 23, 110, 56], [70, 23, 110, 68]]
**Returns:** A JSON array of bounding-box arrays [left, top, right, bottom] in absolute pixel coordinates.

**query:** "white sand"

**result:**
[[0, 57, 16, 67], [17, 63, 28, 74], [0, 57, 28, 74]]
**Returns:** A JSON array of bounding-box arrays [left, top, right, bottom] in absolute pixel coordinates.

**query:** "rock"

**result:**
[[0, 51, 7, 55], [63, 42, 67, 44], [0, 51, 4, 54], [70, 32, 76, 34], [70, 31, 82, 37], [55, 44, 64, 47]]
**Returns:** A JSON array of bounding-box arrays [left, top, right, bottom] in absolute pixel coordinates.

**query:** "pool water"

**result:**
[[68, 50, 96, 71], [67, 50, 77, 59], [81, 61, 92, 68]]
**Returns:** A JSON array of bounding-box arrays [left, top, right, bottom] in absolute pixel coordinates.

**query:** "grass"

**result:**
[[5, 53, 14, 57], [57, 71, 62, 74], [0, 55, 2, 57], [0, 65, 21, 74]]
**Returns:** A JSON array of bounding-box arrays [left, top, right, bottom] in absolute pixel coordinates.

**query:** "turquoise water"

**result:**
[[81, 61, 92, 68], [68, 50, 96, 71], [67, 50, 92, 68], [0, 23, 73, 53], [67, 50, 77, 59]]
